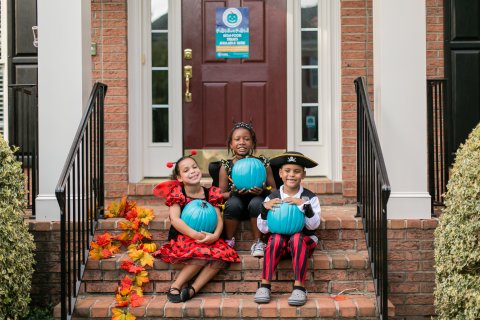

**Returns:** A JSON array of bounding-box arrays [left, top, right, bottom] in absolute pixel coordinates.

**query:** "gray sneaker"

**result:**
[[288, 288, 307, 306], [251, 239, 266, 257], [254, 287, 271, 304]]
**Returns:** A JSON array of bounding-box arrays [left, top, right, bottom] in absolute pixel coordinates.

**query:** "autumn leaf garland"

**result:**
[[89, 197, 156, 320]]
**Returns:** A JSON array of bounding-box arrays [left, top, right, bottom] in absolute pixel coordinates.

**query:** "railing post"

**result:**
[[58, 189, 67, 320], [98, 86, 105, 218]]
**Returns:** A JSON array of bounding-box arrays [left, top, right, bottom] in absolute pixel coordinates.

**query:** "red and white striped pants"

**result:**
[[262, 233, 317, 283]]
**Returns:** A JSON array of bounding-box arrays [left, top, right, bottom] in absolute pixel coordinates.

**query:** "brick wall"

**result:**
[[29, 221, 61, 306], [388, 219, 438, 319], [426, 0, 444, 78], [340, 0, 373, 199], [91, 0, 129, 200]]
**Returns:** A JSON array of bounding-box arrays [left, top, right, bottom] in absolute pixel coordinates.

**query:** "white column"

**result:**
[[36, 0, 91, 220], [373, 0, 431, 219]]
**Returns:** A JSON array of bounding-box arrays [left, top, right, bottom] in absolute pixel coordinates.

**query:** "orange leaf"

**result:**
[[119, 220, 134, 231], [138, 226, 152, 240], [108, 243, 122, 255], [129, 265, 145, 274], [129, 292, 144, 307], [126, 208, 138, 221], [120, 259, 134, 272], [133, 270, 149, 286], [125, 312, 136, 320], [128, 248, 144, 261], [115, 294, 129, 307], [131, 233, 144, 244], [111, 308, 126, 320], [137, 207, 154, 225], [89, 245, 111, 260], [101, 249, 113, 259], [96, 232, 113, 246], [104, 211, 115, 218], [117, 230, 133, 242], [120, 275, 133, 290]]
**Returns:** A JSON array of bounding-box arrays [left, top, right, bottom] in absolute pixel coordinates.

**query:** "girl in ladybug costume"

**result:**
[[152, 153, 239, 303]]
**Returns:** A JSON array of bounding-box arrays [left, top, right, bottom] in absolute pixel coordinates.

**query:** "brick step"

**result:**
[[122, 177, 352, 207], [127, 177, 344, 197], [56, 293, 395, 319], [129, 194, 354, 207], [82, 251, 374, 295]]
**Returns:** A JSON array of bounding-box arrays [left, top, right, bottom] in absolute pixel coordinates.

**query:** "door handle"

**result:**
[[184, 65, 192, 102]]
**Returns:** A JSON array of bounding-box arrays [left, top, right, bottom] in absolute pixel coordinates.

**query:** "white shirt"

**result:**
[[257, 185, 321, 234]]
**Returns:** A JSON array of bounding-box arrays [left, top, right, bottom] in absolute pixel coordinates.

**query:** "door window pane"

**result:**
[[301, 0, 318, 28], [300, 2, 319, 142], [152, 33, 168, 67], [151, 0, 168, 28], [151, 0, 169, 143], [302, 106, 318, 142], [301, 31, 318, 64], [152, 70, 168, 105], [152, 107, 169, 142], [302, 68, 318, 103]]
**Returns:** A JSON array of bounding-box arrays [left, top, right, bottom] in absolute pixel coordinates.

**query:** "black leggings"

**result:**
[[223, 194, 265, 220]]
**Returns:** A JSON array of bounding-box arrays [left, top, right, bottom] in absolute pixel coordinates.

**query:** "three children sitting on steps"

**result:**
[[152, 130, 320, 306]]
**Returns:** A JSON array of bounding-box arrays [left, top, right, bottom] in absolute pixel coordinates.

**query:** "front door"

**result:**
[[181, 0, 287, 151], [445, 0, 480, 164]]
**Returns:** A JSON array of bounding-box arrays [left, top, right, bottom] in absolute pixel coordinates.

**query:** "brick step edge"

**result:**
[[81, 279, 375, 296], [86, 251, 370, 271], [128, 179, 344, 196], [55, 293, 395, 319], [96, 206, 364, 232]]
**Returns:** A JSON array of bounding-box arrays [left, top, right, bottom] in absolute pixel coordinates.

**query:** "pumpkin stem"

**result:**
[[201, 201, 208, 208]]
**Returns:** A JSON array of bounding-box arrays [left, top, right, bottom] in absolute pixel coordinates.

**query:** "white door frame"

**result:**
[[128, 0, 341, 181], [128, 0, 183, 181]]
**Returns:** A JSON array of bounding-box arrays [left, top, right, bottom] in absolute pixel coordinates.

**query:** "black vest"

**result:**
[[268, 188, 317, 236]]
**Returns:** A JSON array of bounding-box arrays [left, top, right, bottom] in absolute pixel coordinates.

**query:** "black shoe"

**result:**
[[166, 287, 182, 303], [180, 285, 196, 302]]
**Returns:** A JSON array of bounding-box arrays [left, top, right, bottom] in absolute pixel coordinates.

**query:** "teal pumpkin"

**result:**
[[267, 202, 305, 235], [231, 158, 267, 190], [181, 200, 218, 233]]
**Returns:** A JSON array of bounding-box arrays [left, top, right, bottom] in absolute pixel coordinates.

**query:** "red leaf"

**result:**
[[120, 275, 133, 290], [120, 259, 134, 272]]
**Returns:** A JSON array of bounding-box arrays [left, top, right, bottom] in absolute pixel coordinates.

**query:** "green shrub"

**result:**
[[21, 305, 53, 320], [434, 123, 480, 319], [0, 134, 36, 319]]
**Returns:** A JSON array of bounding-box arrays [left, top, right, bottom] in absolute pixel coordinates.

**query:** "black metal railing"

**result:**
[[56, 82, 107, 320], [8, 84, 39, 217], [427, 79, 449, 212], [355, 77, 391, 320]]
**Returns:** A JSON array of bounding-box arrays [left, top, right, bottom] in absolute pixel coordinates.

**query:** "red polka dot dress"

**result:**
[[152, 181, 240, 268]]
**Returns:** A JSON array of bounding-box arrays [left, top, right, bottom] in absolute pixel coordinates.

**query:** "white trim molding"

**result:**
[[288, 0, 342, 179], [129, 0, 183, 180], [373, 0, 431, 219], [387, 192, 432, 219], [127, 0, 145, 183], [36, 0, 91, 220]]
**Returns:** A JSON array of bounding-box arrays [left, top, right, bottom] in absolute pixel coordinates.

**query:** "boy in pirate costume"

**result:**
[[254, 151, 321, 306]]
